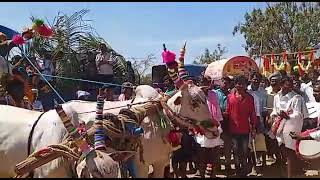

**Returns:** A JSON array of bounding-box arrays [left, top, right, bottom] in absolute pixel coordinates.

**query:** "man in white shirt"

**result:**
[[301, 70, 319, 103], [270, 76, 306, 178], [95, 43, 114, 84], [36, 51, 55, 112]]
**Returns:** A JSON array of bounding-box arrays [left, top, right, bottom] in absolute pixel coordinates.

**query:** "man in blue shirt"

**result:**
[[213, 76, 233, 174]]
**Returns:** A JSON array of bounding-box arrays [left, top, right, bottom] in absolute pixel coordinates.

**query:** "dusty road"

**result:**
[[184, 157, 320, 178]]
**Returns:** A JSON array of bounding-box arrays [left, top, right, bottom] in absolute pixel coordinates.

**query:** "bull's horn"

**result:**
[[162, 44, 185, 89], [55, 105, 81, 139], [94, 95, 107, 150], [177, 42, 189, 80]]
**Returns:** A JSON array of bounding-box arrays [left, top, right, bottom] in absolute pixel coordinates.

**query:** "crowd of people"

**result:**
[[159, 69, 320, 178], [0, 37, 136, 113], [2, 30, 320, 178]]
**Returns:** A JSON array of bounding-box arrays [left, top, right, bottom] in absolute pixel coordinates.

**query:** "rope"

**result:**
[[77, 100, 159, 114], [14, 140, 80, 178], [33, 73, 137, 89], [18, 47, 66, 103]]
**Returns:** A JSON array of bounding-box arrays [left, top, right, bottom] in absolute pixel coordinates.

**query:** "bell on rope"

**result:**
[[133, 127, 144, 136]]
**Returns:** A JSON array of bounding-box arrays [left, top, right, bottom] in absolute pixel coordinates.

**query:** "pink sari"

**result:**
[[207, 90, 223, 123]]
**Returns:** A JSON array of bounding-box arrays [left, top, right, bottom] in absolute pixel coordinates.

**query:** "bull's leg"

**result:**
[[151, 160, 169, 178], [171, 159, 179, 177], [133, 154, 148, 178], [179, 162, 187, 178], [163, 165, 171, 178]]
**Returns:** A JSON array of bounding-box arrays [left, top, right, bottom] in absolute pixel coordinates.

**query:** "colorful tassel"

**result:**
[[32, 19, 44, 27], [35, 24, 53, 38], [163, 44, 185, 89], [309, 49, 314, 63], [177, 42, 189, 80], [162, 44, 176, 64], [22, 29, 34, 40], [12, 35, 25, 45], [94, 95, 107, 150], [55, 105, 81, 139]]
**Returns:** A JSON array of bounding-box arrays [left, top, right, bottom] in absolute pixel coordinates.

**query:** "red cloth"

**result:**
[[226, 92, 257, 134]]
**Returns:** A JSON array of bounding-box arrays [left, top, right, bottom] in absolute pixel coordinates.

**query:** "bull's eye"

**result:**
[[191, 99, 199, 109]]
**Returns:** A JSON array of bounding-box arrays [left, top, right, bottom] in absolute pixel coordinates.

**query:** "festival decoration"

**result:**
[[262, 56, 270, 76], [8, 18, 53, 47], [30, 18, 53, 38], [162, 44, 176, 64], [273, 51, 290, 72], [22, 28, 34, 40], [12, 35, 25, 45], [297, 50, 313, 74], [270, 52, 275, 73], [35, 24, 53, 38]]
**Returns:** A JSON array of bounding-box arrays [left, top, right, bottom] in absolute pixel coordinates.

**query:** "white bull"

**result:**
[[61, 83, 211, 178], [0, 104, 131, 178]]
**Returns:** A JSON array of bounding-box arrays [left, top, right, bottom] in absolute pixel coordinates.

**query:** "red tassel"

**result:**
[[35, 24, 53, 38], [297, 51, 302, 63], [263, 56, 270, 72], [298, 63, 304, 76], [309, 49, 314, 63], [166, 130, 181, 146], [12, 35, 25, 45], [271, 52, 275, 64], [282, 51, 287, 63]]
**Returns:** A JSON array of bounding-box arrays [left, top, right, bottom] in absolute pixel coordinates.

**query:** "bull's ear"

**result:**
[[109, 151, 136, 162], [174, 96, 182, 105]]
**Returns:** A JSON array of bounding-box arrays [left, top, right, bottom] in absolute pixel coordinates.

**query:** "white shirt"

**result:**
[[271, 91, 305, 150], [95, 52, 114, 75], [301, 82, 316, 103], [37, 58, 54, 81], [77, 90, 90, 99], [310, 130, 320, 141], [195, 126, 223, 148]]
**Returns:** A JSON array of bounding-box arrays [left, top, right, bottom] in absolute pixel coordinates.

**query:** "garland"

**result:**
[[273, 51, 290, 72], [297, 50, 313, 73], [11, 18, 53, 46]]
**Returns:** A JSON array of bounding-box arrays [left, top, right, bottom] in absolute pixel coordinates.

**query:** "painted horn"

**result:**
[[94, 95, 108, 150], [55, 105, 81, 139], [162, 43, 185, 88], [56, 105, 93, 156], [177, 42, 189, 80]]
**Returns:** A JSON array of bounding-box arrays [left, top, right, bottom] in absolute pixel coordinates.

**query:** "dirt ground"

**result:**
[[184, 156, 320, 178]]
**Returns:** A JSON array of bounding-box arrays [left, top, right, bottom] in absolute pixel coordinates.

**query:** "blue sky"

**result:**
[[1, 2, 267, 64]]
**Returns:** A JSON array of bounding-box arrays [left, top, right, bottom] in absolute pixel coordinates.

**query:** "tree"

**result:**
[[193, 43, 227, 64], [130, 54, 156, 85], [233, 2, 320, 60], [24, 9, 128, 91]]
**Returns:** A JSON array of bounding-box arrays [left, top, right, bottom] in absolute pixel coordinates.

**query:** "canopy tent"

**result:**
[[0, 25, 19, 39], [205, 56, 259, 80]]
